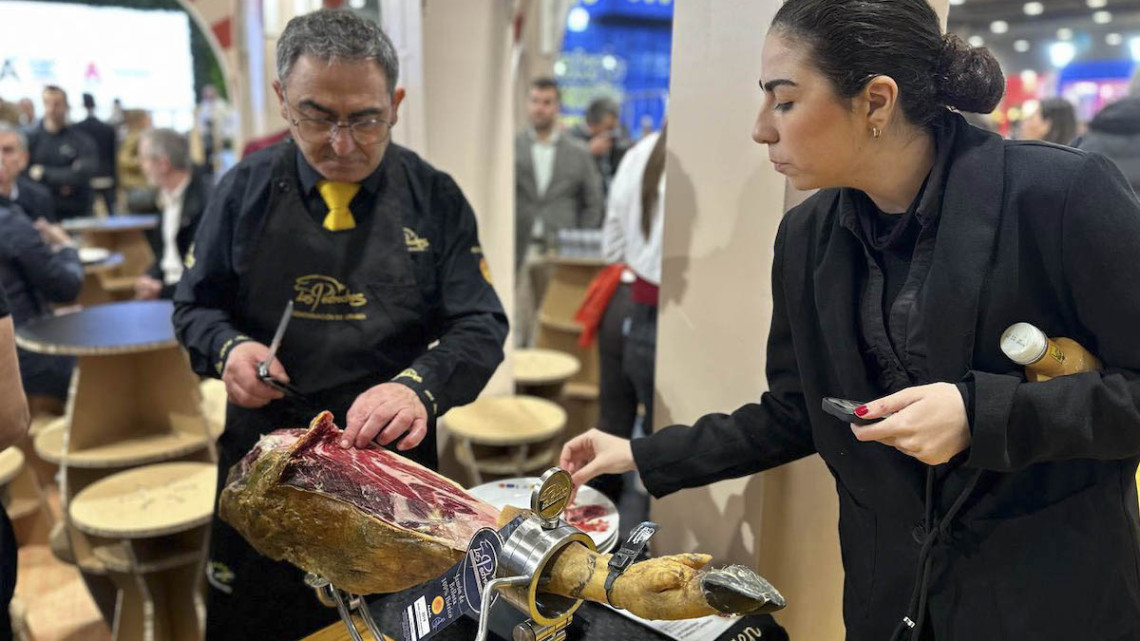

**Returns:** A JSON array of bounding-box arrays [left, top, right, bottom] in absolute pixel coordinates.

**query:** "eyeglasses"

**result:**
[[283, 97, 393, 145]]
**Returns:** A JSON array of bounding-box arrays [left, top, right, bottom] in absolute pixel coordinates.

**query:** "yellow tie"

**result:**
[[318, 180, 361, 231]]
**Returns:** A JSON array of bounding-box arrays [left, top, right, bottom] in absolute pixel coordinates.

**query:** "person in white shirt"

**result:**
[[134, 128, 210, 300], [592, 125, 667, 506]]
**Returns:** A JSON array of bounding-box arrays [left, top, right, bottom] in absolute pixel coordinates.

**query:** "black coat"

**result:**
[[1074, 97, 1140, 196], [72, 115, 118, 183], [12, 175, 56, 223], [632, 114, 1140, 640], [145, 168, 210, 299]]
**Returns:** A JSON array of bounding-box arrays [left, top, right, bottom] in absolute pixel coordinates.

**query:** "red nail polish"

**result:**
[[854, 405, 869, 417]]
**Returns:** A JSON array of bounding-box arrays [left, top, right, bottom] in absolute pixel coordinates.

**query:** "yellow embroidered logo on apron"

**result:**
[[404, 227, 430, 252], [292, 275, 368, 321], [479, 258, 493, 284]]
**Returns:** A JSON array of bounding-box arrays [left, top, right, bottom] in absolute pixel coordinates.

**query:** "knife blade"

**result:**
[[258, 299, 293, 379]]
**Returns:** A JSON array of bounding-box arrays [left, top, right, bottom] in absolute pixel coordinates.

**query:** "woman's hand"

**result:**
[[559, 428, 636, 488], [852, 382, 970, 465]]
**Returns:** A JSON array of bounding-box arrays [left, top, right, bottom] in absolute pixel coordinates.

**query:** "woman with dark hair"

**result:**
[[1021, 97, 1079, 145], [561, 1, 1140, 639]]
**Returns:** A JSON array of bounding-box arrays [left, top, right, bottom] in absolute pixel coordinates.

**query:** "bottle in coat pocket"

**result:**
[[1000, 322, 1102, 382]]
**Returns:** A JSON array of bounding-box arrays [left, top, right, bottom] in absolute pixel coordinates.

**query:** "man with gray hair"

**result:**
[[134, 128, 209, 300], [172, 10, 507, 639], [1074, 68, 1140, 194], [0, 124, 57, 223]]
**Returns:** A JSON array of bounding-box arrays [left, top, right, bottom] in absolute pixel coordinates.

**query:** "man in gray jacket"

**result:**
[[1074, 70, 1140, 194], [514, 77, 603, 344]]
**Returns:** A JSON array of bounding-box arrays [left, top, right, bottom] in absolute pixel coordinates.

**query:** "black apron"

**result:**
[[205, 145, 438, 641]]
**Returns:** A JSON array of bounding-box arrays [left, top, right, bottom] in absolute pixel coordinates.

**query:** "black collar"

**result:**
[[295, 145, 387, 198], [840, 112, 959, 237]]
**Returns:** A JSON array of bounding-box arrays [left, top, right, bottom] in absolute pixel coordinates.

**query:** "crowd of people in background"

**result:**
[[0, 84, 224, 413]]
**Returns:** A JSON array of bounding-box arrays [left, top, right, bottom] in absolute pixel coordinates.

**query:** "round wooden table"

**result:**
[[70, 462, 216, 641], [444, 396, 566, 486], [76, 250, 125, 307], [63, 215, 159, 298], [15, 300, 214, 628]]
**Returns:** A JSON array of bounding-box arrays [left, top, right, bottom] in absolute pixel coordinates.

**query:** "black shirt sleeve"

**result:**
[[0, 285, 9, 319], [172, 168, 253, 378], [5, 215, 82, 305], [390, 174, 508, 420], [631, 217, 816, 497], [967, 154, 1140, 470]]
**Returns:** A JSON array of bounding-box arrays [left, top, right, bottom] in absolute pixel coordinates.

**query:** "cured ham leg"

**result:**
[[220, 412, 785, 619]]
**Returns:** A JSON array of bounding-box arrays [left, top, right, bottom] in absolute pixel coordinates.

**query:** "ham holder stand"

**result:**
[[309, 468, 597, 641]]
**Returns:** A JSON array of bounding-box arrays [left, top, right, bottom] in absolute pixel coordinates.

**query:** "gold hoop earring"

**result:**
[[872, 127, 882, 139]]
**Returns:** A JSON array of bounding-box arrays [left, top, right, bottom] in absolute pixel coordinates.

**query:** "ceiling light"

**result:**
[[949, 0, 965, 5], [1014, 39, 1031, 52], [1057, 28, 1074, 40], [968, 35, 985, 47], [991, 20, 1010, 34], [1087, 0, 1107, 8], [567, 7, 590, 33], [1093, 10, 1112, 24], [1131, 37, 1140, 62], [1107, 33, 1123, 46], [1049, 41, 1076, 67], [1024, 2, 1044, 15]]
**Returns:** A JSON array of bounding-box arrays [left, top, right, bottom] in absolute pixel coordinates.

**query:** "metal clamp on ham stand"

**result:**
[[308, 467, 596, 641], [305, 573, 385, 641], [474, 468, 596, 641]]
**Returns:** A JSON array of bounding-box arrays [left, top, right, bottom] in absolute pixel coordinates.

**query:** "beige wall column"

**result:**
[[654, 0, 948, 639], [421, 0, 516, 395]]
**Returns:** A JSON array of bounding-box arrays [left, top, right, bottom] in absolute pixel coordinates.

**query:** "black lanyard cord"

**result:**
[[889, 467, 984, 641]]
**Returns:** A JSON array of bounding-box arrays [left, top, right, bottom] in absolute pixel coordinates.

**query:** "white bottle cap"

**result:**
[[1001, 322, 1048, 365]]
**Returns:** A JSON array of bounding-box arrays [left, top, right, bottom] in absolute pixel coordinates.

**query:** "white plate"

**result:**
[[78, 247, 111, 264], [468, 477, 620, 552]]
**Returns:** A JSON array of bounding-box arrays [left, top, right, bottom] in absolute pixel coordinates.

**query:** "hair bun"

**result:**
[[935, 34, 1006, 113]]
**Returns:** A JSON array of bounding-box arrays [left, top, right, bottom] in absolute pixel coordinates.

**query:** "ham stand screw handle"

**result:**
[[305, 573, 385, 641]]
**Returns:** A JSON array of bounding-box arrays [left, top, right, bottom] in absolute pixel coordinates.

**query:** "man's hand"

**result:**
[[588, 132, 613, 158], [341, 383, 428, 451], [222, 341, 287, 408], [134, 275, 163, 300], [852, 382, 970, 465], [32, 219, 73, 249]]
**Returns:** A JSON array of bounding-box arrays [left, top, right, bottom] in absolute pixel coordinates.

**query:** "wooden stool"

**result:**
[[0, 447, 53, 547], [443, 396, 566, 486], [514, 348, 581, 401], [16, 300, 215, 626], [200, 378, 227, 441], [69, 462, 216, 641]]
